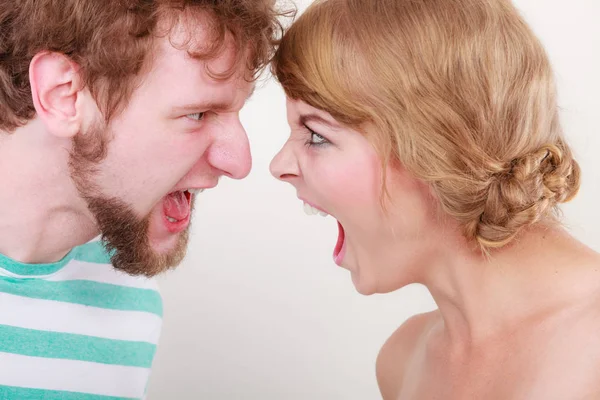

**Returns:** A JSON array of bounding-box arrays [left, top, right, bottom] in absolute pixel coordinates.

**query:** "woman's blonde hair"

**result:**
[[272, 0, 580, 251]]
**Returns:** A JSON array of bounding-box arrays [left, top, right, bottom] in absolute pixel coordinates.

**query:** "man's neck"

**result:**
[[0, 120, 98, 264]]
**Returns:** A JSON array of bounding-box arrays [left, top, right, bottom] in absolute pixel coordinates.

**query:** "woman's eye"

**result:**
[[304, 124, 331, 147], [186, 112, 205, 121]]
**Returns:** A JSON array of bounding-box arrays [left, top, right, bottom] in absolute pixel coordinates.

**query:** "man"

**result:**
[[0, 1, 283, 398]]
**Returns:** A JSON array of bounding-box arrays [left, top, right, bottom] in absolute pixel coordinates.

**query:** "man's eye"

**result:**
[[186, 113, 205, 121]]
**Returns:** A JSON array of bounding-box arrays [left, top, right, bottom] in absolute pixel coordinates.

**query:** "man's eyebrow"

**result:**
[[172, 101, 232, 114], [174, 84, 257, 114]]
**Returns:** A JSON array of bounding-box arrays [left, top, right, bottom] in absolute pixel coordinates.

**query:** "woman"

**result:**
[[269, 0, 600, 398]]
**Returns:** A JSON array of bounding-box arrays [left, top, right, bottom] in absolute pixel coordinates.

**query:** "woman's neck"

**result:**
[[420, 224, 600, 349]]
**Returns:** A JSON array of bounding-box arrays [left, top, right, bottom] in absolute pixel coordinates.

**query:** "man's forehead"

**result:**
[[166, 74, 254, 115], [140, 13, 255, 109], [156, 7, 214, 48], [155, 9, 247, 76], [150, 29, 250, 83]]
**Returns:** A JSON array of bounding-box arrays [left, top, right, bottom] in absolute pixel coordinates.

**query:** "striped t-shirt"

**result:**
[[0, 239, 163, 400]]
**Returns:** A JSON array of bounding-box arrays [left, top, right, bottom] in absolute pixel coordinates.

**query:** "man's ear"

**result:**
[[29, 51, 85, 138]]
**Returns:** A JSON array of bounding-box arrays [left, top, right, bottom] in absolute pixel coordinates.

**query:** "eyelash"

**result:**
[[304, 124, 330, 148]]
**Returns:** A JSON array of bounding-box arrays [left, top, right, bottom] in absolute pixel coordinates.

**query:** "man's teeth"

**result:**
[[303, 202, 328, 217], [167, 217, 179, 223]]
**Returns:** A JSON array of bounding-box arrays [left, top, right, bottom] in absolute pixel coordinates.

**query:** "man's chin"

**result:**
[[143, 208, 191, 270], [147, 226, 191, 267], [106, 228, 189, 278], [149, 234, 185, 256], [69, 121, 192, 277], [147, 206, 189, 251], [85, 195, 190, 278]]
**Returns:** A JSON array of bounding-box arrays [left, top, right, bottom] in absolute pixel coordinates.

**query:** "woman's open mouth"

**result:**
[[301, 199, 346, 266]]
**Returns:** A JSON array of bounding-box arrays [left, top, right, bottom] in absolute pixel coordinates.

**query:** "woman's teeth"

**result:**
[[303, 202, 328, 217], [187, 188, 204, 195]]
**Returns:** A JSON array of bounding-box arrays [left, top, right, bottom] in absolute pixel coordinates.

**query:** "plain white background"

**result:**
[[147, 1, 600, 398]]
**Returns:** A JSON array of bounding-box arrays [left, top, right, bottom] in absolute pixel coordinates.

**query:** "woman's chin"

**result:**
[[351, 272, 378, 296]]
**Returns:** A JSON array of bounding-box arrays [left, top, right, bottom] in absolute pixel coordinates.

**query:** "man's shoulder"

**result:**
[[65, 239, 163, 317], [376, 311, 439, 400], [72, 240, 113, 265]]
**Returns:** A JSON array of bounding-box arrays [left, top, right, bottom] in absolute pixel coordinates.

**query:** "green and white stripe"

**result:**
[[0, 239, 162, 400]]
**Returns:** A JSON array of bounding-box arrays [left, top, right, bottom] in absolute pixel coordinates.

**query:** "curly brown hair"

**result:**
[[0, 0, 288, 131]]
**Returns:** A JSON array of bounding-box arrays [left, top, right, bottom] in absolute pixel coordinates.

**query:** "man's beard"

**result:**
[[68, 120, 190, 277]]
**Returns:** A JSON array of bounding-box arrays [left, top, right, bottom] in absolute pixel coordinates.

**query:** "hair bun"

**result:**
[[472, 141, 580, 249]]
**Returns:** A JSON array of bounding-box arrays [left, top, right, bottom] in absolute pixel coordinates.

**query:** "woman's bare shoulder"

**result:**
[[376, 311, 439, 400]]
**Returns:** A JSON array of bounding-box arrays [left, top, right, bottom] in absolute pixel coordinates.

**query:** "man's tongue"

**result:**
[[163, 191, 190, 221]]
